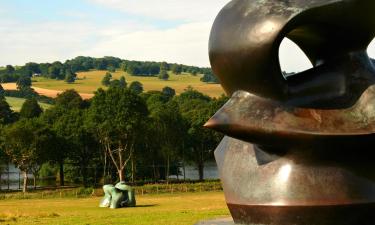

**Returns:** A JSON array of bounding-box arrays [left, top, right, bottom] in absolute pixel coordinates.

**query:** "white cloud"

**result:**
[[79, 22, 212, 67], [87, 0, 229, 22]]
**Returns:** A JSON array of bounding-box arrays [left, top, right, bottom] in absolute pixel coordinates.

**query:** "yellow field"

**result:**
[[31, 70, 225, 98], [0, 192, 229, 225]]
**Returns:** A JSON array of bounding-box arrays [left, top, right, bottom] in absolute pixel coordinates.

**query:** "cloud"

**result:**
[[79, 22, 212, 67], [0, 20, 150, 66], [87, 0, 229, 22]]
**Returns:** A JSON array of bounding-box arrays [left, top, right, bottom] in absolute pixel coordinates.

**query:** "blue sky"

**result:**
[[1, 0, 375, 72]]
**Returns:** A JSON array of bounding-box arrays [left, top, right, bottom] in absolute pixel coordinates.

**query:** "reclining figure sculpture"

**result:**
[[99, 182, 136, 209], [206, 0, 375, 224]]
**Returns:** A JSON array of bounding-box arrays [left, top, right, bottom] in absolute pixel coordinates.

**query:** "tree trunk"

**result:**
[[118, 168, 125, 182], [166, 155, 170, 184], [198, 163, 204, 181], [22, 171, 28, 193], [59, 162, 64, 186], [33, 175, 37, 190], [131, 155, 135, 183]]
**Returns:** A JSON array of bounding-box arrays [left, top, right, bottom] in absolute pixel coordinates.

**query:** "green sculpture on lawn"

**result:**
[[99, 182, 136, 209]]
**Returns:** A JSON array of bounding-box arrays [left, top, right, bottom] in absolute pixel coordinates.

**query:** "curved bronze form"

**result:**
[[207, 0, 375, 224], [209, 0, 375, 109]]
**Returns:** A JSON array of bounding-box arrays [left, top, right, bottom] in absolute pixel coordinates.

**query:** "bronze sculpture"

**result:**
[[206, 0, 375, 224]]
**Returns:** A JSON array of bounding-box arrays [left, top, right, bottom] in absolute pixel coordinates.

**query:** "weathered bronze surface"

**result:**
[[207, 0, 375, 224]]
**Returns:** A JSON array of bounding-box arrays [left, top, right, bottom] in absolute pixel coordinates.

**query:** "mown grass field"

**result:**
[[32, 70, 225, 98], [5, 97, 51, 112], [0, 192, 229, 225]]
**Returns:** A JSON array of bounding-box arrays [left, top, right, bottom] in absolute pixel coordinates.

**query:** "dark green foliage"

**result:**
[[0, 97, 15, 125], [129, 81, 144, 94], [162, 86, 176, 99], [158, 70, 169, 80], [89, 87, 149, 181], [200, 72, 219, 83], [101, 72, 112, 86], [119, 76, 127, 88], [5, 65, 15, 74], [0, 84, 4, 97], [55, 89, 84, 110], [107, 66, 116, 73], [20, 98, 43, 119], [16, 76, 32, 90], [2, 118, 55, 191], [171, 64, 183, 75], [65, 70, 77, 83]]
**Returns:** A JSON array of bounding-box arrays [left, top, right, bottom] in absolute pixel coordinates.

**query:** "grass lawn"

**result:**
[[32, 70, 225, 98], [0, 192, 229, 225], [5, 97, 51, 112]]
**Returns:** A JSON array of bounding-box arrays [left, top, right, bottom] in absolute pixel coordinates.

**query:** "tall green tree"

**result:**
[[0, 97, 15, 125], [129, 81, 143, 94], [89, 87, 148, 182], [54, 109, 99, 186], [42, 89, 85, 186], [20, 98, 43, 118], [2, 119, 52, 192], [176, 88, 223, 180], [101, 72, 112, 86], [119, 76, 127, 88], [16, 76, 32, 90], [158, 70, 169, 80], [65, 70, 77, 83]]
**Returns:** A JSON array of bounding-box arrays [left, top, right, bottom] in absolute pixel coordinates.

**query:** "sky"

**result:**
[[1, 0, 375, 71]]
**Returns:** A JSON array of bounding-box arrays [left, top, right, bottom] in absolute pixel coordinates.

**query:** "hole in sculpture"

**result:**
[[279, 38, 313, 79], [367, 37, 375, 63]]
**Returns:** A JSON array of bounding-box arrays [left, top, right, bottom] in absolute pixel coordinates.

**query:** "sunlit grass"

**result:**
[[32, 70, 225, 98], [5, 97, 51, 112], [0, 192, 229, 225]]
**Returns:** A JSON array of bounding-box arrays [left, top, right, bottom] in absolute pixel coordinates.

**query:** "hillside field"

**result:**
[[31, 70, 225, 98], [5, 97, 51, 112], [0, 192, 229, 225]]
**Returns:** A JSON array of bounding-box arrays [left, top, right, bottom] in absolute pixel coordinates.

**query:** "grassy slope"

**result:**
[[32, 70, 225, 98], [5, 97, 51, 112], [0, 192, 229, 225]]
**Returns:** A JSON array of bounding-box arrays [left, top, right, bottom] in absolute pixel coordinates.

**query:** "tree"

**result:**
[[102, 72, 112, 86], [147, 95, 185, 183], [176, 88, 223, 180], [0, 97, 15, 125], [2, 119, 52, 192], [5, 65, 15, 74], [20, 98, 43, 118], [171, 64, 182, 75], [107, 66, 116, 73], [88, 87, 148, 182], [16, 76, 32, 90], [41, 89, 84, 186], [53, 109, 99, 186], [119, 76, 127, 88], [162, 86, 176, 99], [55, 89, 83, 110], [200, 72, 219, 83], [65, 70, 77, 83], [158, 70, 169, 80], [129, 81, 143, 94], [0, 83, 4, 97]]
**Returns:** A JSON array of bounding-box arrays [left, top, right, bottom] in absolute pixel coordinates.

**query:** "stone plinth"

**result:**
[[195, 217, 235, 225]]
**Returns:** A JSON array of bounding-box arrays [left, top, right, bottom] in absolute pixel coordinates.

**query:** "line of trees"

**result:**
[[0, 56, 218, 84], [0, 82, 228, 192]]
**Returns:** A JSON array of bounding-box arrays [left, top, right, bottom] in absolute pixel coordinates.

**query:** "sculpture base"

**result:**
[[195, 217, 235, 225], [228, 203, 375, 225]]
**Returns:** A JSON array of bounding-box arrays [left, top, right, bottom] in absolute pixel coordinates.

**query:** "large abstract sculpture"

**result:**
[[206, 0, 375, 224]]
